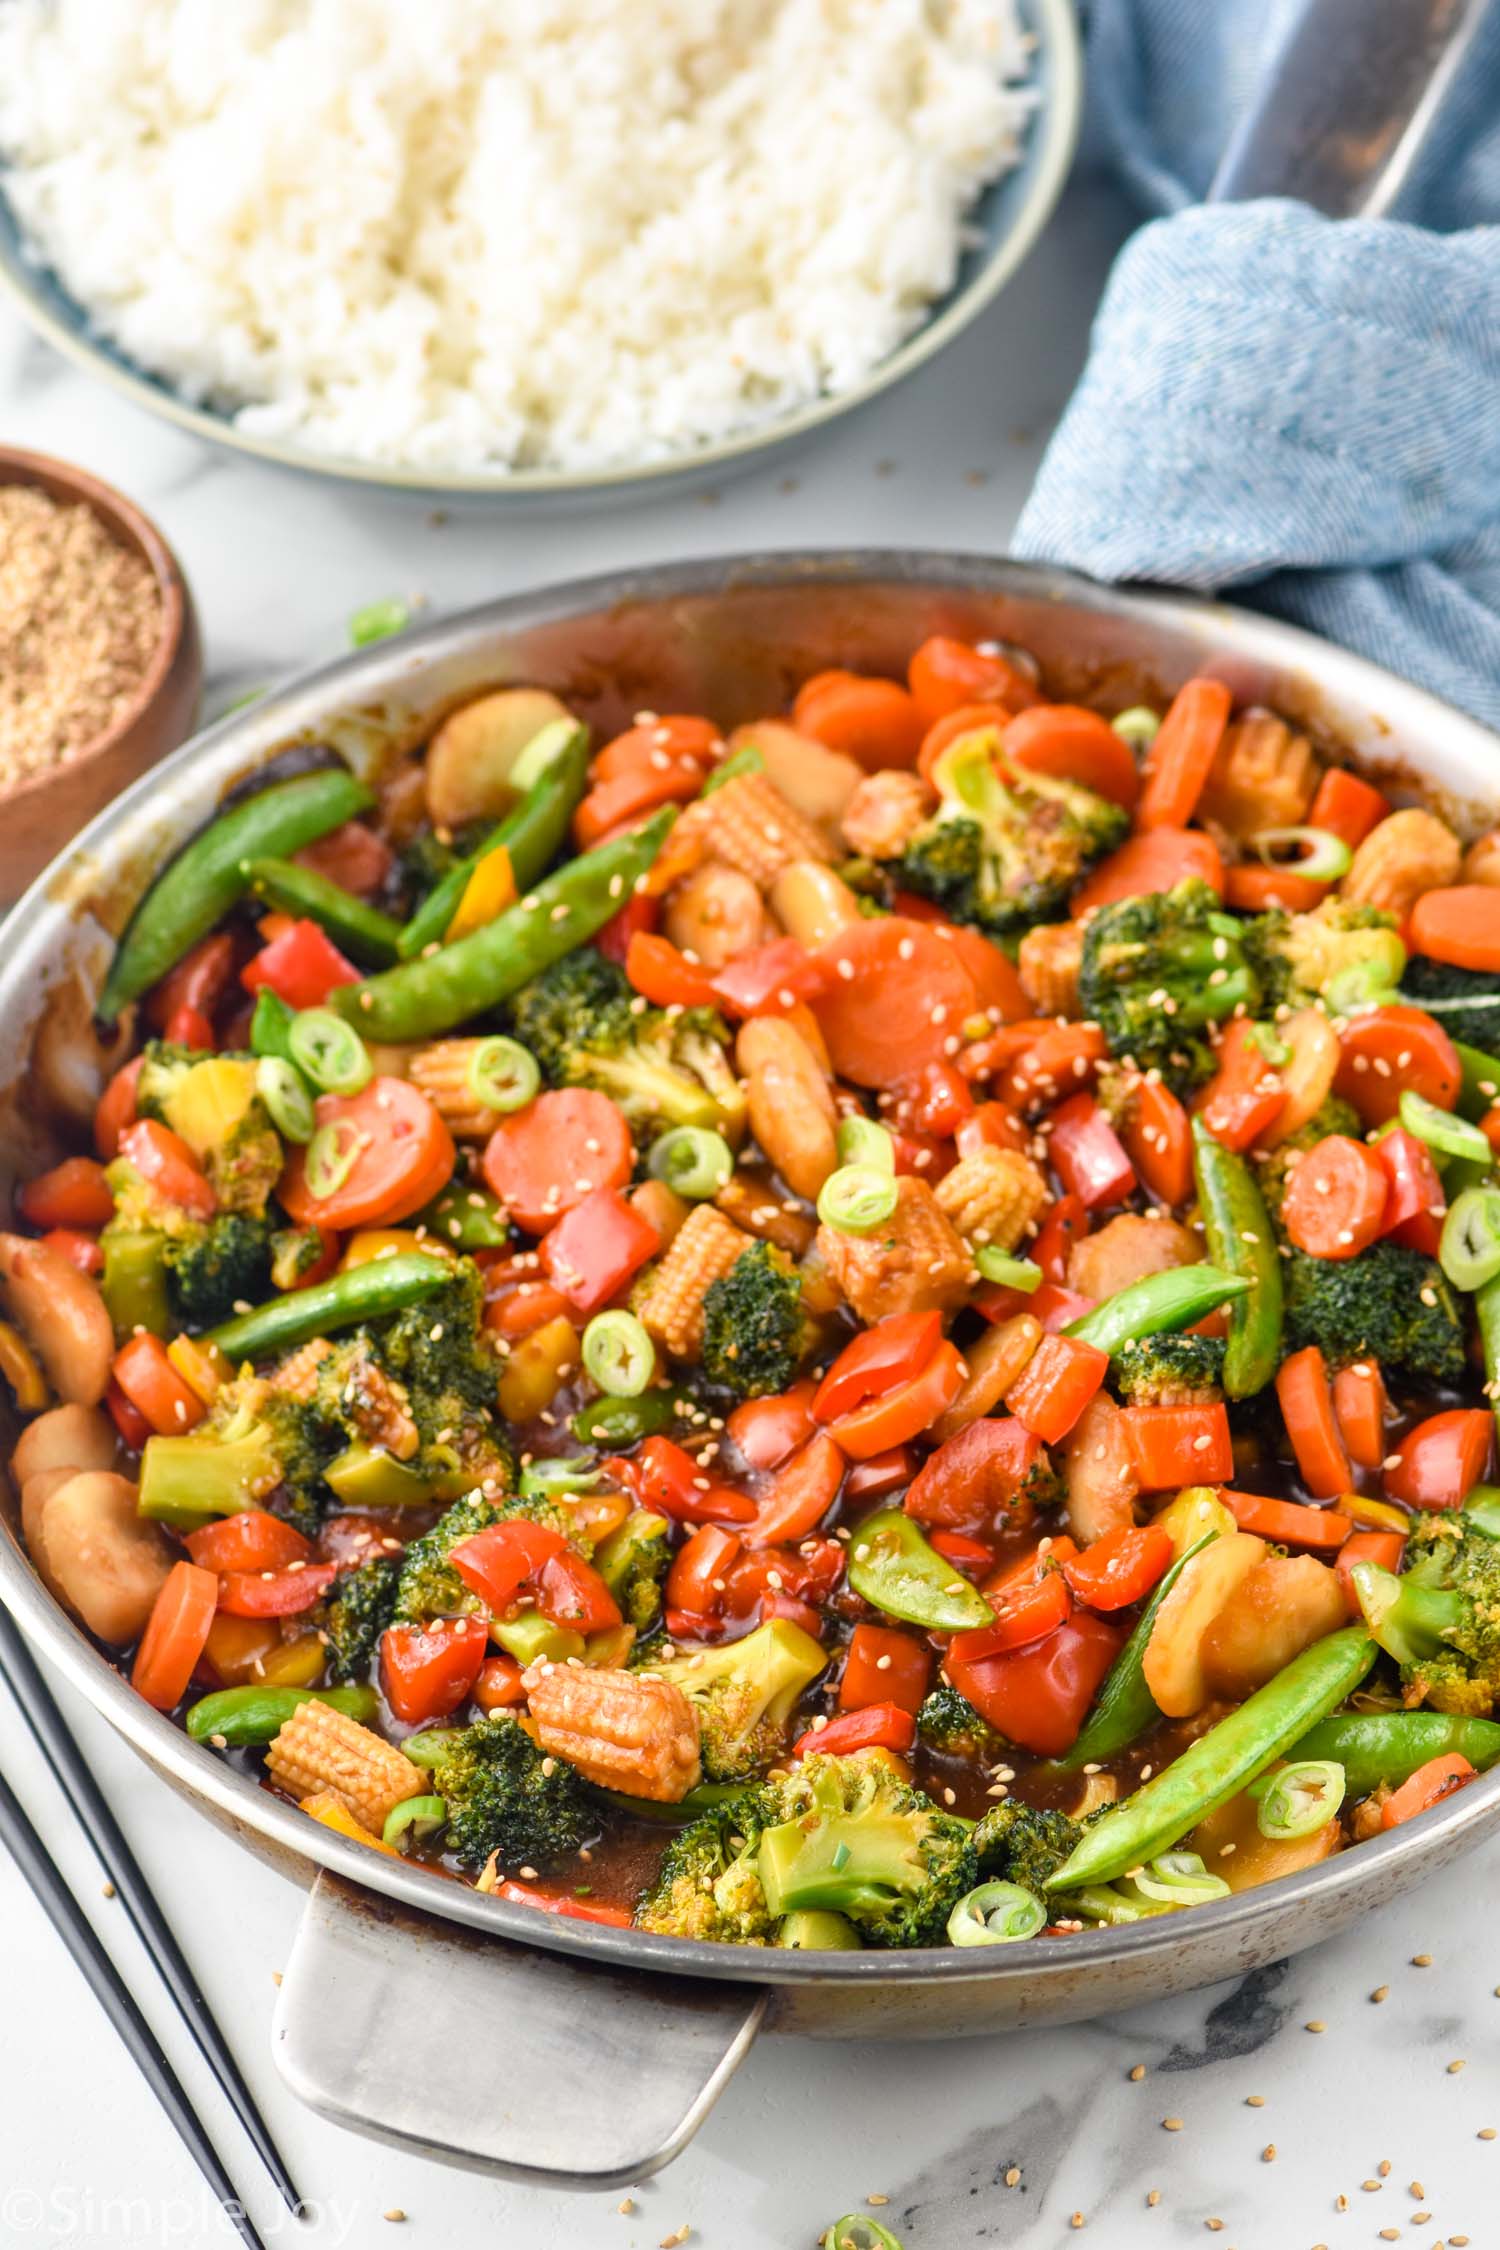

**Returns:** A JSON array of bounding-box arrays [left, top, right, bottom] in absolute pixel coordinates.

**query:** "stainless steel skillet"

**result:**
[[2, 553, 1498, 2190]]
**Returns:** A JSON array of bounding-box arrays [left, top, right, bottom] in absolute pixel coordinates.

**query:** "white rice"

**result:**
[[0, 0, 1034, 473]]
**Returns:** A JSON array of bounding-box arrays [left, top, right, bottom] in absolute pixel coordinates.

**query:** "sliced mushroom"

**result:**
[[34, 1470, 174, 1644], [425, 688, 573, 830], [13, 1401, 117, 1487], [0, 1235, 115, 1406], [729, 721, 862, 831]]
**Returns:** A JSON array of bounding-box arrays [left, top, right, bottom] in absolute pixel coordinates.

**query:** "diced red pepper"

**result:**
[[666, 1524, 743, 1616], [1336, 1529, 1406, 1616], [39, 1227, 104, 1276], [185, 1511, 313, 1574], [534, 1549, 623, 1634], [215, 1561, 338, 1617], [474, 1654, 527, 1712], [117, 1119, 216, 1219], [165, 1003, 216, 1051], [1047, 1094, 1137, 1210], [241, 917, 360, 1010], [1004, 1332, 1109, 1445], [146, 932, 239, 1034], [17, 1156, 115, 1232], [1062, 1523, 1175, 1611], [95, 1056, 144, 1161], [105, 1381, 152, 1452], [1035, 1194, 1088, 1283], [380, 1616, 490, 1724], [623, 931, 719, 1009], [1120, 1403, 1235, 1488], [494, 1881, 633, 1926], [726, 1381, 818, 1471], [711, 937, 828, 1019], [946, 1612, 1123, 1758], [1374, 1127, 1445, 1256], [928, 1530, 994, 1571], [838, 1622, 932, 1715], [451, 1519, 568, 1611], [540, 1186, 660, 1315], [1383, 1409, 1494, 1512], [947, 1569, 1072, 1663], [842, 1446, 918, 1504], [812, 1311, 943, 1422], [595, 893, 657, 965], [792, 1703, 917, 1759], [903, 1416, 1054, 1533], [896, 1060, 975, 1140], [826, 1341, 966, 1460], [625, 1436, 757, 1526]]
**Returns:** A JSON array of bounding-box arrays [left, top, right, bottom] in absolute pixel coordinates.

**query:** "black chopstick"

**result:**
[[0, 1603, 303, 2214], [0, 1760, 269, 2250]]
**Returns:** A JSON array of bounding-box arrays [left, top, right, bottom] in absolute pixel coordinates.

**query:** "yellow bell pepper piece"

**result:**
[[1151, 1484, 1236, 1557], [341, 1229, 433, 1269], [1340, 1492, 1411, 1534], [446, 845, 516, 942], [260, 1637, 327, 1689], [300, 1789, 398, 1856], [167, 1333, 231, 1406], [0, 1320, 48, 1412], [498, 1313, 578, 1423]]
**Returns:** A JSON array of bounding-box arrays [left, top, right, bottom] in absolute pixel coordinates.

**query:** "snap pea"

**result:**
[[98, 765, 374, 1021], [395, 722, 590, 959], [1451, 1040, 1500, 1122], [1064, 1265, 1249, 1356], [571, 1390, 678, 1447], [846, 1510, 994, 1633], [208, 1250, 451, 1362], [1477, 1274, 1500, 1436], [185, 1683, 377, 1745], [1288, 1711, 1500, 1797], [1045, 1532, 1216, 1773], [240, 856, 402, 967], [1191, 1116, 1283, 1399], [1046, 1626, 1376, 1893], [416, 1178, 511, 1251], [334, 809, 673, 1042]]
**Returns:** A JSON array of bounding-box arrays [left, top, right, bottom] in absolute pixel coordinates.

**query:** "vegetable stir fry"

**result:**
[[11, 644, 1500, 1949]]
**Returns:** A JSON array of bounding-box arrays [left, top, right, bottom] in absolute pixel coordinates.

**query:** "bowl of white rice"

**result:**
[[0, 0, 1079, 502]]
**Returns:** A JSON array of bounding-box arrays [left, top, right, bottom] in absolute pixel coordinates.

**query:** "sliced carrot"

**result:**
[[744, 1432, 845, 1546], [1070, 826, 1224, 916], [1219, 1490, 1352, 1551], [279, 1078, 453, 1231], [481, 1087, 633, 1234], [838, 1621, 932, 1716], [573, 762, 701, 848], [589, 715, 720, 782], [16, 1156, 115, 1232], [1193, 1018, 1285, 1153], [1331, 1360, 1389, 1473], [117, 1119, 216, 1219], [1308, 766, 1390, 850], [1137, 678, 1234, 830], [906, 635, 1044, 726], [1282, 1134, 1389, 1260], [812, 917, 978, 1089], [1381, 1752, 1477, 1829], [112, 1333, 206, 1437], [1275, 1345, 1352, 1500], [917, 702, 1011, 785], [1120, 1076, 1194, 1208], [792, 671, 925, 771], [1334, 1005, 1461, 1129], [1408, 885, 1500, 973], [1002, 705, 1141, 808], [997, 1022, 1108, 1113], [1223, 864, 1329, 914], [131, 1561, 218, 1712], [1120, 1403, 1234, 1488], [1004, 1333, 1110, 1445]]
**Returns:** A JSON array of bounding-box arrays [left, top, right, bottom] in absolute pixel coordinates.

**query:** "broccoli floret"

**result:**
[[757, 1751, 979, 1948], [1112, 1332, 1227, 1407], [1245, 897, 1405, 1014], [197, 1379, 341, 1538], [1282, 1242, 1465, 1384], [1353, 1513, 1500, 1717], [270, 1224, 330, 1293], [894, 730, 1128, 936], [595, 1509, 670, 1633], [972, 1797, 1084, 1895], [135, 1045, 283, 1216], [322, 1557, 400, 1683], [434, 1714, 600, 1873], [375, 1262, 499, 1423], [1399, 956, 1500, 1056], [1078, 879, 1262, 1091], [654, 1618, 829, 1781], [510, 951, 746, 1147], [916, 1683, 1000, 1758], [393, 1495, 506, 1622], [162, 1212, 273, 1329], [634, 1788, 775, 1944], [699, 1242, 809, 1401], [1253, 1096, 1363, 1216]]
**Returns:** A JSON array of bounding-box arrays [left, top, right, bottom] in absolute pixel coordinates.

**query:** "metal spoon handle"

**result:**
[[1208, 0, 1493, 217]]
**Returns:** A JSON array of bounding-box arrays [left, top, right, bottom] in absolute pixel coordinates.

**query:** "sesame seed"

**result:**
[[1305, 2019, 1326, 2033], [383, 2212, 406, 2224], [1162, 2117, 1183, 2132], [1129, 2064, 1146, 2081], [1448, 2058, 1467, 2073], [1004, 2167, 1021, 2187], [1147, 2190, 1161, 2208], [618, 2198, 635, 2215], [1371, 1985, 1390, 2002], [1245, 2094, 1265, 2107], [1413, 1952, 1434, 1966], [1262, 2143, 1276, 2161]]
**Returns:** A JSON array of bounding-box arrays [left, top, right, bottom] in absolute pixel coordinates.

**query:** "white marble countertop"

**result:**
[[1, 177, 1497, 2250]]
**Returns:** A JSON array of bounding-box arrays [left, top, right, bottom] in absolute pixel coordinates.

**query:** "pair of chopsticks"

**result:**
[[0, 1601, 302, 2246]]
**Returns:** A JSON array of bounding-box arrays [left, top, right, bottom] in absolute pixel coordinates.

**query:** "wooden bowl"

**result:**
[[0, 448, 201, 900]]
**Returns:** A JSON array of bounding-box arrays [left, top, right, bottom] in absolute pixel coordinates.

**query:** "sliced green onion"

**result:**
[[349, 598, 410, 647], [1129, 1851, 1232, 1907], [255, 1056, 315, 1144], [1440, 1184, 1500, 1292], [649, 1126, 733, 1200], [288, 1008, 373, 1095], [836, 1115, 896, 1173], [822, 2220, 905, 2250], [974, 1248, 1043, 1290], [946, 1880, 1047, 1946], [1249, 825, 1353, 883], [520, 1457, 605, 1498], [1111, 706, 1160, 748], [382, 1794, 447, 1849], [816, 1164, 899, 1234], [304, 1119, 366, 1201], [467, 1035, 541, 1114], [1399, 1088, 1490, 1166], [507, 717, 585, 798], [700, 744, 762, 796], [582, 1310, 656, 1398], [400, 1729, 461, 1771], [1252, 1760, 1345, 1841]]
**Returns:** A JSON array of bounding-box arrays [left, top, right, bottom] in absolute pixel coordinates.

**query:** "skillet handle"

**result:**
[[272, 1872, 767, 2190]]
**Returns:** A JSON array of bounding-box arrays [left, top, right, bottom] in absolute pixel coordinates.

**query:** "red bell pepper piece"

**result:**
[[896, 1060, 974, 1140], [947, 1569, 1073, 1663], [842, 1446, 919, 1504], [623, 931, 719, 1009], [792, 1703, 917, 1759], [1380, 1752, 1477, 1829], [164, 1003, 217, 1051], [812, 1311, 943, 1422], [1047, 1094, 1137, 1210], [185, 1511, 313, 1574], [826, 1341, 966, 1460], [928, 1530, 995, 1571], [725, 1381, 818, 1470], [1120, 1403, 1234, 1487], [837, 1622, 932, 1715], [379, 1616, 490, 1724], [215, 1561, 338, 1617], [117, 1118, 217, 1219], [665, 1524, 743, 1617], [711, 937, 828, 1019], [451, 1519, 569, 1611], [903, 1416, 1054, 1533], [39, 1227, 105, 1276], [1004, 1332, 1109, 1445], [1062, 1523, 1175, 1611], [105, 1381, 152, 1452], [946, 1611, 1123, 1758], [540, 1186, 660, 1315], [1336, 1529, 1406, 1616], [534, 1549, 623, 1634], [626, 1436, 757, 1525], [16, 1156, 114, 1232], [1374, 1127, 1445, 1256], [1383, 1409, 1494, 1511], [1033, 1194, 1087, 1283], [241, 917, 360, 1010], [146, 931, 238, 1033], [95, 1056, 144, 1161], [494, 1881, 633, 1926], [474, 1654, 527, 1712], [595, 893, 658, 965], [744, 1433, 845, 1546]]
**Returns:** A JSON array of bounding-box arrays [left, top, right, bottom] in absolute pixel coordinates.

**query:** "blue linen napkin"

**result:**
[[1012, 0, 1500, 728]]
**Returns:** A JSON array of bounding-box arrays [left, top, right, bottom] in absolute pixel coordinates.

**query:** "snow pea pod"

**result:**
[[1044, 1531, 1216, 1773], [333, 809, 673, 1042], [1047, 1626, 1376, 1893], [395, 722, 590, 959], [99, 765, 374, 1021], [185, 1683, 377, 1745], [208, 1250, 451, 1362], [1064, 1266, 1249, 1356], [1288, 1710, 1500, 1797], [846, 1510, 994, 1632], [1191, 1116, 1283, 1399], [240, 855, 402, 967]]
